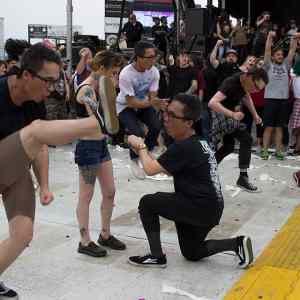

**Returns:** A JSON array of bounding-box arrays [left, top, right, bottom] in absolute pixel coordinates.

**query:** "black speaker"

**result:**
[[185, 8, 208, 36]]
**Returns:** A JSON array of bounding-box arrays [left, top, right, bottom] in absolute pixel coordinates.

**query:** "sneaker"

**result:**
[[275, 151, 285, 160], [98, 76, 119, 135], [78, 241, 107, 257], [235, 236, 254, 269], [236, 176, 260, 193], [128, 254, 167, 268], [261, 148, 270, 160], [130, 159, 145, 180], [293, 171, 300, 187], [0, 282, 18, 299], [98, 234, 126, 250]]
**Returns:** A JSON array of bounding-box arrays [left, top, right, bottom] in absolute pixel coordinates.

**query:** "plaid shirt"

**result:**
[[209, 111, 247, 150]]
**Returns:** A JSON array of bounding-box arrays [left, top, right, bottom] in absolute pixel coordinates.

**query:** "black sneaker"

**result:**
[[128, 254, 167, 268], [78, 241, 107, 257], [235, 236, 254, 269], [0, 282, 18, 299], [98, 76, 119, 136], [237, 176, 260, 193], [98, 234, 126, 250]]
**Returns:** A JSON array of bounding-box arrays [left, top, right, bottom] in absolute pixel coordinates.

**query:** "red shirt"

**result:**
[[251, 88, 265, 107]]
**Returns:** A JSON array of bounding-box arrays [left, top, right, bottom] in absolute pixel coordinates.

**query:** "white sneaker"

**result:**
[[130, 159, 146, 180]]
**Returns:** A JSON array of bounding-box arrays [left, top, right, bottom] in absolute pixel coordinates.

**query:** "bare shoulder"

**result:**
[[77, 85, 96, 104]]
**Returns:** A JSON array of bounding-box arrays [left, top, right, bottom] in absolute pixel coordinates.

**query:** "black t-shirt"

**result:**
[[158, 135, 223, 206], [219, 72, 246, 110], [122, 22, 144, 43], [216, 62, 240, 86], [168, 65, 197, 97], [202, 66, 218, 103], [0, 76, 46, 141]]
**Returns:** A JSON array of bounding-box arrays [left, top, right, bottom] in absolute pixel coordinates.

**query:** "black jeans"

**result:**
[[242, 106, 264, 139], [119, 107, 161, 160], [138, 192, 238, 262], [215, 129, 252, 169]]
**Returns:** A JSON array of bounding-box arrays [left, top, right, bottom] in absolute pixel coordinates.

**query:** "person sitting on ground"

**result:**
[[127, 94, 254, 269]]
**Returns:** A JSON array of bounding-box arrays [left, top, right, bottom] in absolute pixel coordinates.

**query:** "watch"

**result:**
[[138, 143, 147, 151]]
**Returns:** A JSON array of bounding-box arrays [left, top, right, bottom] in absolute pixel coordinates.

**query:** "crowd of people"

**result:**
[[1, 10, 300, 299]]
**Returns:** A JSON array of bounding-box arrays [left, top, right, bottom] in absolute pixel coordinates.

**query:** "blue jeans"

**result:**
[[74, 139, 111, 167], [119, 107, 161, 160]]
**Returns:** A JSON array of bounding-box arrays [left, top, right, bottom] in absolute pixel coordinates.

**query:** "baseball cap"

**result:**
[[225, 49, 238, 57]]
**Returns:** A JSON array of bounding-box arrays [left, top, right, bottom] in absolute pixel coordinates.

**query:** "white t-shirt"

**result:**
[[264, 58, 291, 100], [116, 64, 160, 114]]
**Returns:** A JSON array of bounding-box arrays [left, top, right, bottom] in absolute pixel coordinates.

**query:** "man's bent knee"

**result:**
[[138, 194, 156, 213], [20, 119, 44, 159]]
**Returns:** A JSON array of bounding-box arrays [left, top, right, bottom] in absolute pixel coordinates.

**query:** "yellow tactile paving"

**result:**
[[224, 205, 300, 300]]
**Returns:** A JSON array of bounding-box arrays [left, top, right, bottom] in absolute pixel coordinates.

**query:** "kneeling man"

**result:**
[[127, 94, 253, 268]]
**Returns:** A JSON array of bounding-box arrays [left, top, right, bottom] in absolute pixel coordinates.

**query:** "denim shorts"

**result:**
[[74, 139, 111, 167]]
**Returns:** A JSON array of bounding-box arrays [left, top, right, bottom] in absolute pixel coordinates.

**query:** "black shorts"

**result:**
[[263, 99, 289, 127]]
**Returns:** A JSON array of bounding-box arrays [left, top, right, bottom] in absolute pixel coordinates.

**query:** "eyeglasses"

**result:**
[[28, 70, 59, 90], [163, 109, 190, 120]]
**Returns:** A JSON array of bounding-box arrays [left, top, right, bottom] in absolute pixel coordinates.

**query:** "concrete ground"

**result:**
[[1, 144, 300, 300]]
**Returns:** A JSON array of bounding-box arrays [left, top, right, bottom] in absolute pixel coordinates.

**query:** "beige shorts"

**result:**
[[0, 132, 35, 220]]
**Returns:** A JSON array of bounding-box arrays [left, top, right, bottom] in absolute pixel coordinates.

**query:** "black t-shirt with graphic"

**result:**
[[168, 65, 197, 97], [219, 72, 246, 110], [158, 135, 224, 208], [0, 76, 46, 141]]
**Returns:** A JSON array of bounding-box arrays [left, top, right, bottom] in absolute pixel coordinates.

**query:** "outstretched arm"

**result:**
[[210, 40, 223, 69], [264, 31, 275, 64], [287, 34, 300, 66]]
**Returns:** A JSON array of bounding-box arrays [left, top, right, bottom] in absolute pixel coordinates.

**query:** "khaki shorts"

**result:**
[[0, 132, 35, 220]]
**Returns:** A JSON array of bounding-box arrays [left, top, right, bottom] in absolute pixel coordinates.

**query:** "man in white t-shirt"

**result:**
[[117, 41, 163, 179]]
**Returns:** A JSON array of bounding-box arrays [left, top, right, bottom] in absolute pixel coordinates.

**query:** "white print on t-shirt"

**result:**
[[199, 140, 223, 201], [116, 64, 160, 114]]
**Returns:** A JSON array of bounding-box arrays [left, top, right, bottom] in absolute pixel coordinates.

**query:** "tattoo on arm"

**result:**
[[79, 87, 98, 112]]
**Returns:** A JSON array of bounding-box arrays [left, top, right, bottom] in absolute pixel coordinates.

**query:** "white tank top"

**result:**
[[292, 76, 300, 99]]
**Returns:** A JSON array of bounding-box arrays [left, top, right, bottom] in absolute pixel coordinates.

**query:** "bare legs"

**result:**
[[76, 160, 115, 245], [263, 126, 284, 152], [20, 117, 100, 160]]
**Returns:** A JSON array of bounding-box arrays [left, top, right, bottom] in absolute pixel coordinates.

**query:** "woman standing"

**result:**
[[289, 60, 300, 155], [75, 51, 126, 257]]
